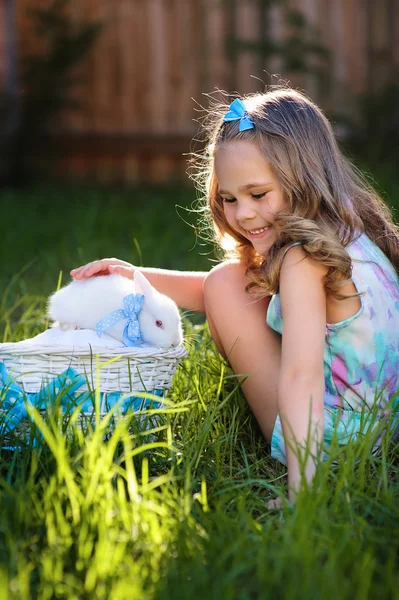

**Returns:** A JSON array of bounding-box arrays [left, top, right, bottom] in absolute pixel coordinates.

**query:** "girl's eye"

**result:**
[[221, 197, 236, 204], [155, 320, 163, 328], [251, 193, 266, 199]]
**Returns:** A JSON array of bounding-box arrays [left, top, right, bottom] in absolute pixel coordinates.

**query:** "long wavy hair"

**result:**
[[189, 87, 399, 299]]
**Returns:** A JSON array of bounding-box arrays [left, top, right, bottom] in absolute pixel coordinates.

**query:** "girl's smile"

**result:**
[[246, 225, 272, 238], [214, 140, 287, 254]]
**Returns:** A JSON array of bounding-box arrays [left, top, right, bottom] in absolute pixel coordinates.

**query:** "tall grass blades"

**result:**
[[0, 185, 399, 599]]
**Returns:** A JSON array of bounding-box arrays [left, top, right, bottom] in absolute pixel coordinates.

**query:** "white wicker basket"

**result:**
[[0, 342, 187, 436]]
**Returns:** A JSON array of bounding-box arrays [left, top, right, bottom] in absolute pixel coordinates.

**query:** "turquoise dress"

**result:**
[[267, 233, 399, 465]]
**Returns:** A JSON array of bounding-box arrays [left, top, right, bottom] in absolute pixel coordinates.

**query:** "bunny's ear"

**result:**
[[134, 270, 154, 298]]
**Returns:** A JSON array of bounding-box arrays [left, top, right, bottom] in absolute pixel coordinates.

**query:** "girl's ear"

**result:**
[[134, 270, 154, 298]]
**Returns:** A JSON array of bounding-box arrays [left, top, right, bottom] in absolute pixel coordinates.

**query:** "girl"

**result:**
[[71, 88, 399, 506]]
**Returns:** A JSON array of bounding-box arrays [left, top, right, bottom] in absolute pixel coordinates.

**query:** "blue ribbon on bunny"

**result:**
[[95, 293, 145, 347]]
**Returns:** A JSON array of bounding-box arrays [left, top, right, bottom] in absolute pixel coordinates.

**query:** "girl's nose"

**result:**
[[235, 199, 256, 222]]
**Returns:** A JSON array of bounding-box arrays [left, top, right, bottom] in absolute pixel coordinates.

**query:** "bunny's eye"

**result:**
[[155, 320, 163, 328]]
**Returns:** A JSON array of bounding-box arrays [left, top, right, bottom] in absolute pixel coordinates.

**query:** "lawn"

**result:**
[[0, 181, 399, 599]]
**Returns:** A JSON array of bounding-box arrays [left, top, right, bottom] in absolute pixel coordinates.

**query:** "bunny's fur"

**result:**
[[47, 271, 183, 349]]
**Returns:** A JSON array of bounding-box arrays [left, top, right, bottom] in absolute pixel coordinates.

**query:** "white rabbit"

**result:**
[[47, 271, 183, 349]]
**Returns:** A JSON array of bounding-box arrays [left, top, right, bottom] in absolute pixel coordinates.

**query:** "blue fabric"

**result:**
[[0, 363, 164, 448], [0, 363, 89, 433], [95, 293, 145, 347], [271, 404, 399, 465], [223, 98, 254, 132]]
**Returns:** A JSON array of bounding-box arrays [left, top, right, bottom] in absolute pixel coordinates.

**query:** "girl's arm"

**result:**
[[70, 259, 208, 312], [136, 267, 207, 312], [278, 246, 327, 503]]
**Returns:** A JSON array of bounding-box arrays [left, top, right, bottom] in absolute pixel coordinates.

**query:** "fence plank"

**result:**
[[11, 0, 399, 183], [205, 0, 232, 94], [266, 1, 285, 88], [370, 0, 392, 89], [0, 2, 7, 89], [235, 0, 262, 94]]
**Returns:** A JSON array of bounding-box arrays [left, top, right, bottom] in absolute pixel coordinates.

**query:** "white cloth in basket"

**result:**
[[12, 328, 156, 350]]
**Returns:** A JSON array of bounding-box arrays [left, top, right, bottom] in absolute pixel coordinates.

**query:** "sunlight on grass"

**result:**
[[1, 301, 398, 599], [0, 186, 399, 598]]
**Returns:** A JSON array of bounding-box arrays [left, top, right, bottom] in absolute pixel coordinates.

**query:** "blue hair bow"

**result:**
[[95, 293, 145, 347], [222, 98, 254, 131]]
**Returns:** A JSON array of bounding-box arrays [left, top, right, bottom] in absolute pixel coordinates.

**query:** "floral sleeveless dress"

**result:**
[[267, 233, 399, 465]]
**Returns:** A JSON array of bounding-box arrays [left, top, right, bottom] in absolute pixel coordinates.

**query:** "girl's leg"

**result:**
[[203, 261, 281, 442]]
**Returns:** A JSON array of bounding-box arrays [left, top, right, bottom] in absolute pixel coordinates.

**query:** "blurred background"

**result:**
[[0, 0, 399, 312]]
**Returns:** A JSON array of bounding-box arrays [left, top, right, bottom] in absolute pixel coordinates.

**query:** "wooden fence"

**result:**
[[3, 0, 399, 183]]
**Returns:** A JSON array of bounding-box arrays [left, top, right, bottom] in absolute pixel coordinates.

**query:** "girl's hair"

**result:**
[[190, 87, 399, 299]]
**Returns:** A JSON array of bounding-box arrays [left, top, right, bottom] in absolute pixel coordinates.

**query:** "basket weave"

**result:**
[[0, 342, 187, 395], [0, 342, 187, 441]]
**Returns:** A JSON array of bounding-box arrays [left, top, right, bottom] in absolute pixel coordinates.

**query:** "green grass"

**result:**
[[0, 183, 399, 599], [0, 184, 213, 341], [0, 184, 214, 291]]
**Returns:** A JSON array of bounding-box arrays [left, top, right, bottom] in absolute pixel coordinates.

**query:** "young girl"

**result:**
[[71, 88, 399, 506]]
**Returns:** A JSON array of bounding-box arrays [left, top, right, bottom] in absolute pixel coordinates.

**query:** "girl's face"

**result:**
[[214, 140, 287, 255]]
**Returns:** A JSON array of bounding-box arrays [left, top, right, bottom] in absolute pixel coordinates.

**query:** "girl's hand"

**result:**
[[267, 497, 284, 510], [70, 258, 135, 280], [267, 495, 294, 510]]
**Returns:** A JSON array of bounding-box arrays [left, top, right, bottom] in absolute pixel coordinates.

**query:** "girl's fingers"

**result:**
[[267, 497, 284, 510], [84, 263, 104, 276], [70, 264, 93, 278], [72, 260, 106, 276], [70, 259, 134, 279], [71, 262, 105, 279], [108, 265, 134, 279]]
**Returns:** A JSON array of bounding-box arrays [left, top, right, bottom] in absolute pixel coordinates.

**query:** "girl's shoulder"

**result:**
[[280, 241, 328, 279], [281, 240, 302, 259]]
